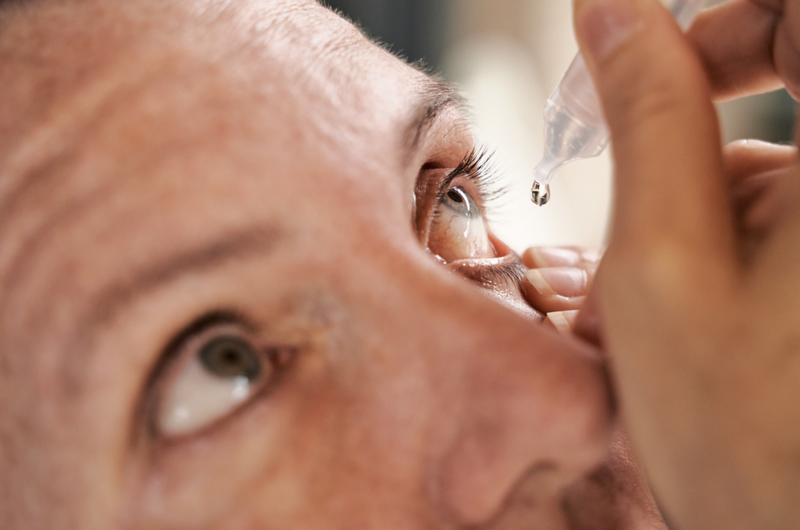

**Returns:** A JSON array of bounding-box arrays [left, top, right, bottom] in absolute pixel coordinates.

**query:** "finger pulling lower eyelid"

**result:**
[[525, 247, 583, 267], [526, 268, 588, 298], [545, 310, 579, 335], [579, 248, 602, 263]]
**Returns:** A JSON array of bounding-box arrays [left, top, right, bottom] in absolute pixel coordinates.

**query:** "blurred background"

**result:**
[[324, 0, 797, 252]]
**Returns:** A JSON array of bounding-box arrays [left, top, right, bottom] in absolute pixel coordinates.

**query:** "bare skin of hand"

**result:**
[[520, 246, 600, 334], [571, 1, 800, 530]]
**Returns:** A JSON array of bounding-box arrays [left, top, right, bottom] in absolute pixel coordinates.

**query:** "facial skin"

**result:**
[[0, 1, 661, 528]]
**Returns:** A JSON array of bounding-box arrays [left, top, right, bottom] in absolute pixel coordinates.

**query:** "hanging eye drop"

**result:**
[[531, 0, 704, 206]]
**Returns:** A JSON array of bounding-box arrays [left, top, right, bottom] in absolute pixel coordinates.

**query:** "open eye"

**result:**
[[156, 330, 292, 437], [428, 185, 493, 263]]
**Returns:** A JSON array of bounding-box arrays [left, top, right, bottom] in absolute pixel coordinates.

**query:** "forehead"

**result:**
[[0, 0, 426, 172], [0, 0, 467, 380], [0, 0, 437, 267]]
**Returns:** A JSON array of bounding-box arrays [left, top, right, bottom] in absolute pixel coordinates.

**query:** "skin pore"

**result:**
[[0, 0, 662, 528]]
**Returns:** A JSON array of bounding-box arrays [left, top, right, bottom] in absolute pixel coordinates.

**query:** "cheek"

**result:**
[[135, 405, 292, 527], [131, 350, 336, 528], [428, 210, 493, 263]]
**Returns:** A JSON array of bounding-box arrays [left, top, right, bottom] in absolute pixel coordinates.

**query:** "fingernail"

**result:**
[[576, 0, 641, 62], [526, 268, 588, 298], [580, 248, 603, 263], [546, 311, 579, 335], [529, 247, 582, 267]]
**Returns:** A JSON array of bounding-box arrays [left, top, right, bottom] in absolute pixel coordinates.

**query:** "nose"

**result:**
[[409, 274, 614, 525]]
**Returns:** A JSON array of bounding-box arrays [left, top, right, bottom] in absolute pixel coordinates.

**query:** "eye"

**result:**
[[156, 331, 291, 437], [428, 185, 493, 263]]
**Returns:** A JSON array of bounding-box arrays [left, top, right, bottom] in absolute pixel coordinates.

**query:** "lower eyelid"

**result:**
[[448, 256, 527, 289]]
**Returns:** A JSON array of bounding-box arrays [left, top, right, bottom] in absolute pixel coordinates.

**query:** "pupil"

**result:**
[[447, 189, 464, 204], [200, 337, 261, 380], [221, 349, 241, 366]]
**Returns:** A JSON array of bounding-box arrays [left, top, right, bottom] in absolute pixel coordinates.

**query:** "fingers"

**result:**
[[724, 140, 797, 240], [543, 311, 580, 336], [771, 0, 800, 100], [521, 246, 602, 339], [575, 0, 735, 274], [522, 246, 601, 268], [688, 0, 783, 101], [521, 247, 600, 314], [690, 0, 800, 102], [524, 268, 591, 313], [723, 139, 797, 184]]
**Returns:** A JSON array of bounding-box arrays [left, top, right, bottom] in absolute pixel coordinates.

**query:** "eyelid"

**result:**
[[447, 237, 527, 289], [415, 147, 497, 245], [432, 148, 488, 210], [435, 148, 506, 210]]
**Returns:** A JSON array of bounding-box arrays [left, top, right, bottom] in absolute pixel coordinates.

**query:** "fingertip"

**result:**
[[522, 247, 583, 268], [723, 139, 797, 183], [526, 268, 588, 299], [544, 311, 580, 336], [724, 139, 797, 158], [574, 0, 643, 66], [523, 267, 591, 314]]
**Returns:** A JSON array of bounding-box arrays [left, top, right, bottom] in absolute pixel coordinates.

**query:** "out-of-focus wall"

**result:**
[[326, 0, 797, 253]]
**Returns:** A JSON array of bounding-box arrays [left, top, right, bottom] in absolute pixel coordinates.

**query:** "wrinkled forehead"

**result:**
[[0, 0, 422, 153], [0, 0, 432, 190], [0, 0, 458, 368], [0, 0, 437, 283]]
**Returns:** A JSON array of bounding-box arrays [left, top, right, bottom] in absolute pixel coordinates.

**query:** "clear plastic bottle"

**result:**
[[531, 0, 705, 206]]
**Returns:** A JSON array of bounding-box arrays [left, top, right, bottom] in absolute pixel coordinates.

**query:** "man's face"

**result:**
[[0, 1, 659, 528]]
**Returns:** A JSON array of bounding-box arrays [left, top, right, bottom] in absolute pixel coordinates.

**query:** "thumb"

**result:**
[[574, 0, 736, 270], [572, 2, 742, 524]]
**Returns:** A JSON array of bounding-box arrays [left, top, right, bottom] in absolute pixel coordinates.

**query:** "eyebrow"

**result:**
[[62, 224, 280, 393], [401, 77, 467, 165]]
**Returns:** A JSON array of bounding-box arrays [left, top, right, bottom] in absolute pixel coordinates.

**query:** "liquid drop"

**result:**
[[531, 181, 550, 207]]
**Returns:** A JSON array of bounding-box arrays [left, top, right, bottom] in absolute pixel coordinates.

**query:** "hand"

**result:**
[[520, 246, 601, 334], [523, 246, 673, 530], [688, 0, 800, 101], [572, 1, 800, 530]]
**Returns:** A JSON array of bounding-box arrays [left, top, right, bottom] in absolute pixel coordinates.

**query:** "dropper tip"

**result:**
[[531, 159, 556, 206]]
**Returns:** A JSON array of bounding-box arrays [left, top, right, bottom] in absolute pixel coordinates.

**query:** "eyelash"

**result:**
[[433, 147, 507, 219]]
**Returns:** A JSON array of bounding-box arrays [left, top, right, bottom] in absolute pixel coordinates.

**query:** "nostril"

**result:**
[[419, 279, 615, 527], [429, 363, 615, 526], [432, 411, 611, 526], [434, 436, 565, 526]]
